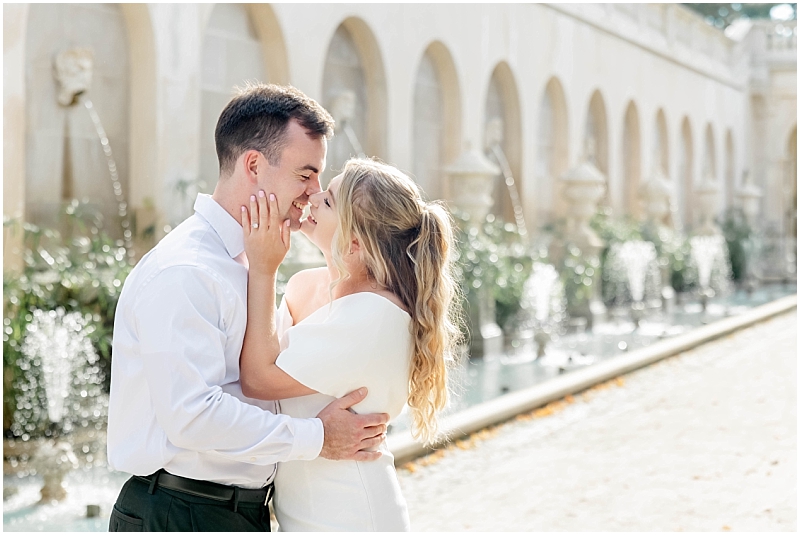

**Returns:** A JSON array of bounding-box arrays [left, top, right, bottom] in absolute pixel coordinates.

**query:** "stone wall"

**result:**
[[3, 3, 796, 269]]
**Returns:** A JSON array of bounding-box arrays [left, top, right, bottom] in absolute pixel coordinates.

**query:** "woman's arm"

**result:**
[[239, 191, 317, 401]]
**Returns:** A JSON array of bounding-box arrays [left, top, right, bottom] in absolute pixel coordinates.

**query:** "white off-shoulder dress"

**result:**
[[273, 292, 412, 532]]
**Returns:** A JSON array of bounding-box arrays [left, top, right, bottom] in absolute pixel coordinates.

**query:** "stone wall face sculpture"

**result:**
[[25, 3, 129, 236], [53, 48, 93, 107]]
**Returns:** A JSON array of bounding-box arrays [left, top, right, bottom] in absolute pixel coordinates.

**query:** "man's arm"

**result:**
[[135, 266, 323, 463]]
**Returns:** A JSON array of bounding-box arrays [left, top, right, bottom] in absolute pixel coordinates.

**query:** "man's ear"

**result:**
[[242, 150, 262, 185]]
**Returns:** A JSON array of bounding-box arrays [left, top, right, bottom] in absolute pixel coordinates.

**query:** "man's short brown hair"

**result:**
[[214, 82, 334, 176]]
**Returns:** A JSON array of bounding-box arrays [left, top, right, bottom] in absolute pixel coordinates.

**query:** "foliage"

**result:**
[[560, 245, 601, 315], [590, 210, 644, 305], [3, 201, 131, 433], [640, 221, 697, 293], [719, 207, 754, 282], [452, 213, 534, 334], [683, 3, 795, 29]]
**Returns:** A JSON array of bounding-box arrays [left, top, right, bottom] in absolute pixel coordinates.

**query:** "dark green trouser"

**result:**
[[109, 476, 272, 532]]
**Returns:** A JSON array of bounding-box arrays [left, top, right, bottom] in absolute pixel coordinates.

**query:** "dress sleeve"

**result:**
[[274, 297, 411, 418]]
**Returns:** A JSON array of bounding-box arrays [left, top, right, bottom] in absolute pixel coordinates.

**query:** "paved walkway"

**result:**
[[398, 311, 797, 531]]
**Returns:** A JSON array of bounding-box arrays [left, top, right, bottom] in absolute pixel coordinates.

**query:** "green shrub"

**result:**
[[3, 202, 131, 434], [452, 213, 534, 335], [720, 207, 753, 282]]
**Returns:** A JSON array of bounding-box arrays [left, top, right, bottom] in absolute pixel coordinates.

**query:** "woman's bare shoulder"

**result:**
[[285, 267, 328, 311]]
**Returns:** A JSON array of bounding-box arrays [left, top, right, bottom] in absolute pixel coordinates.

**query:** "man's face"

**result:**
[[258, 119, 327, 231]]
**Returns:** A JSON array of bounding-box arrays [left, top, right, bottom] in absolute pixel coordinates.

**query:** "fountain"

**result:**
[[689, 234, 732, 312], [484, 118, 528, 237], [606, 241, 660, 328], [517, 262, 566, 359], [11, 309, 107, 504], [53, 48, 134, 262]]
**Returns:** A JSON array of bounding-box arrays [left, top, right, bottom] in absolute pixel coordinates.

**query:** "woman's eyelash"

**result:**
[[324, 198, 331, 208]]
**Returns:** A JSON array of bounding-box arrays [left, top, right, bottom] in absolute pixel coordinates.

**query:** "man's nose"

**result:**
[[306, 176, 322, 196]]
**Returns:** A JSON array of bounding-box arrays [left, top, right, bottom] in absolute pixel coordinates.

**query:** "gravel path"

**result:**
[[398, 311, 797, 532]]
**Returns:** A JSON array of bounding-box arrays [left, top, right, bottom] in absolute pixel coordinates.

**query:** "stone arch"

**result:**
[[584, 89, 609, 177], [654, 109, 669, 175], [622, 101, 641, 219], [724, 130, 735, 209], [484, 61, 523, 225], [246, 4, 289, 85], [678, 117, 694, 229], [704, 123, 717, 181], [199, 4, 267, 189], [321, 16, 388, 185], [412, 40, 462, 200], [24, 3, 132, 239], [535, 76, 569, 224]]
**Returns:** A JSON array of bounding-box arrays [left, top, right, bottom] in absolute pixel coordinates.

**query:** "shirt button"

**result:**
[[250, 456, 257, 462]]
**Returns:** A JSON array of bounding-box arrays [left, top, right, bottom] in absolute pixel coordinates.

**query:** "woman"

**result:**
[[239, 158, 461, 531]]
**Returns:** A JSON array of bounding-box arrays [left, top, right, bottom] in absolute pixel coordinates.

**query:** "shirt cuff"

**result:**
[[287, 417, 324, 461]]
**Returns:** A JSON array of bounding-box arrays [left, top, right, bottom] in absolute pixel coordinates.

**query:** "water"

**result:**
[[488, 144, 527, 237], [11, 309, 107, 439], [524, 263, 563, 324], [689, 235, 729, 292], [614, 241, 658, 302], [82, 98, 134, 262], [4, 284, 794, 531], [603, 240, 661, 306], [395, 283, 795, 426]]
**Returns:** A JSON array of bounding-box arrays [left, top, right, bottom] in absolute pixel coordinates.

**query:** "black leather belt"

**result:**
[[136, 470, 273, 509]]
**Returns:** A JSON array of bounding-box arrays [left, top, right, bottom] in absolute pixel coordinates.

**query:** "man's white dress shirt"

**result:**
[[107, 194, 324, 488]]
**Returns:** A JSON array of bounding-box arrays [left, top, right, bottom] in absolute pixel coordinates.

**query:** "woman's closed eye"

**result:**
[[323, 198, 331, 208]]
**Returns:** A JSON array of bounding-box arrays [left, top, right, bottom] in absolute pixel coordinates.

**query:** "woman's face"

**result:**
[[300, 174, 341, 255]]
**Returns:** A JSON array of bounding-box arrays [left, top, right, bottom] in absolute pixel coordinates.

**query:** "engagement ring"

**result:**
[[252, 223, 259, 229]]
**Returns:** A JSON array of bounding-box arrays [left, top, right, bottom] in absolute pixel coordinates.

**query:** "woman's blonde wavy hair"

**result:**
[[330, 158, 462, 445]]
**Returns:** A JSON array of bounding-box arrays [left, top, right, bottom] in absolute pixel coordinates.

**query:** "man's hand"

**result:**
[[317, 388, 389, 461]]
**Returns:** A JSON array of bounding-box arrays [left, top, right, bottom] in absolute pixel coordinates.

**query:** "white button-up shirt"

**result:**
[[107, 194, 323, 488]]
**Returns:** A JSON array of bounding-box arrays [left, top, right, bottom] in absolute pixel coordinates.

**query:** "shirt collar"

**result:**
[[193, 194, 244, 259]]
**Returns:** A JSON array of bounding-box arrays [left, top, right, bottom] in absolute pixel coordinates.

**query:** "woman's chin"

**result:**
[[299, 222, 321, 249]]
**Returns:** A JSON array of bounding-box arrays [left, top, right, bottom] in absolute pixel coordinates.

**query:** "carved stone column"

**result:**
[[693, 174, 721, 236], [560, 159, 606, 251], [445, 147, 503, 357], [445, 147, 500, 229], [735, 172, 763, 227], [640, 169, 673, 227], [735, 172, 764, 289], [640, 169, 676, 307], [559, 156, 607, 326]]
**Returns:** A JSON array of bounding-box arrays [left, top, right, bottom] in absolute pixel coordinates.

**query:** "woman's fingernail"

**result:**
[[250, 195, 256, 202], [241, 206, 246, 212], [259, 190, 265, 198], [285, 219, 290, 227], [270, 193, 276, 201]]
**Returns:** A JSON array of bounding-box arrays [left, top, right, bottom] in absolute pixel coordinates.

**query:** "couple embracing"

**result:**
[[106, 83, 461, 531]]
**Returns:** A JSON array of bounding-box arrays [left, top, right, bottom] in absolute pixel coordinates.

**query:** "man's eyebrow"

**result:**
[[296, 164, 319, 174]]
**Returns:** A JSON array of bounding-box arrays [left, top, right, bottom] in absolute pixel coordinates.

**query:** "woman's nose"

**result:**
[[308, 191, 322, 206]]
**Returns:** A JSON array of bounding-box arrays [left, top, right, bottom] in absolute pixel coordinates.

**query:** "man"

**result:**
[[107, 83, 389, 531]]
